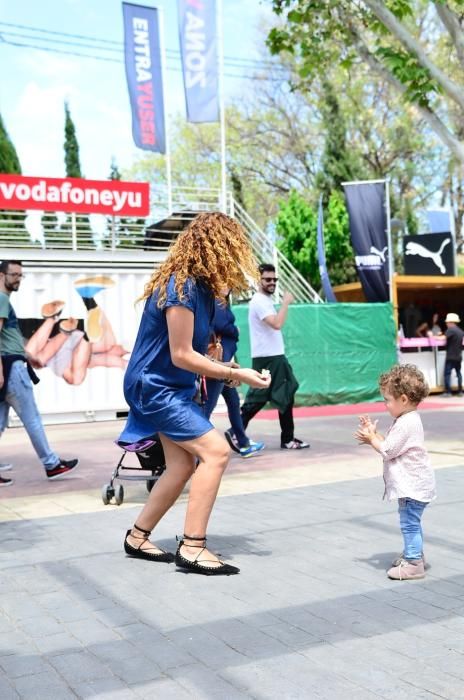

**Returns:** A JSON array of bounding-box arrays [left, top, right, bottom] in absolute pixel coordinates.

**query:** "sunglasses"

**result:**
[[261, 277, 278, 283]]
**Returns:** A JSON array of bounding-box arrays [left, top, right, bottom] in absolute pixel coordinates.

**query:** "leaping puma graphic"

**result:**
[[405, 238, 450, 274], [370, 246, 388, 263]]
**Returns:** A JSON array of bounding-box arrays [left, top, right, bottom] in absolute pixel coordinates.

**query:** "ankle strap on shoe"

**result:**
[[133, 523, 151, 537], [177, 533, 207, 547]]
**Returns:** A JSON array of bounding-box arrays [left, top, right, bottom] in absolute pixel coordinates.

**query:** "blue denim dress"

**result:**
[[119, 275, 215, 443]]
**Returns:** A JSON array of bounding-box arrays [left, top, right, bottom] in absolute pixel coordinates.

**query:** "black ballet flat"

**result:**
[[124, 524, 174, 563], [175, 534, 240, 576]]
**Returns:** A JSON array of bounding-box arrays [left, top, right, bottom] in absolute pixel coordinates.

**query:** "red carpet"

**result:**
[[253, 399, 453, 420]]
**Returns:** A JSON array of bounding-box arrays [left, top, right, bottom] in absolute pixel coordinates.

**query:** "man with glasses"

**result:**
[[239, 263, 310, 450], [0, 260, 78, 484]]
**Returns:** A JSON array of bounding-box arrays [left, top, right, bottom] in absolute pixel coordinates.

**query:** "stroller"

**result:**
[[101, 438, 166, 506]]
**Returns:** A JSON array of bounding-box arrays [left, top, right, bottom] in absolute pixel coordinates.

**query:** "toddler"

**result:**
[[355, 364, 436, 581]]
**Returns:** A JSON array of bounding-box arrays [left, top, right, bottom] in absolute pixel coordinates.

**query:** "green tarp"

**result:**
[[231, 302, 397, 406]]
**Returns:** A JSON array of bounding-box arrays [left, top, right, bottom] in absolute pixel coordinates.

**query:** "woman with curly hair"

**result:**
[[119, 212, 271, 576]]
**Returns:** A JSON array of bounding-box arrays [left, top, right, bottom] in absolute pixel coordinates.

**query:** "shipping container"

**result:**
[[7, 250, 163, 424]]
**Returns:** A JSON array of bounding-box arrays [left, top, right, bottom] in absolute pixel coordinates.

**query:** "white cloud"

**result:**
[[13, 81, 80, 176], [16, 81, 78, 119], [19, 51, 80, 80]]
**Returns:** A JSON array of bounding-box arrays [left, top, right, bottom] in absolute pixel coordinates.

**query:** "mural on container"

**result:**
[[18, 276, 129, 385]]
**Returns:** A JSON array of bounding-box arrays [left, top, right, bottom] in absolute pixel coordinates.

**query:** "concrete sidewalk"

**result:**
[[1, 399, 464, 698]]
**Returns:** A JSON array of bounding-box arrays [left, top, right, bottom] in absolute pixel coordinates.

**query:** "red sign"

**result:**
[[0, 175, 150, 216]]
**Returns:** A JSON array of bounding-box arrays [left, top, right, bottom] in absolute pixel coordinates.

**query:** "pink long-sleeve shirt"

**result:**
[[379, 410, 436, 502]]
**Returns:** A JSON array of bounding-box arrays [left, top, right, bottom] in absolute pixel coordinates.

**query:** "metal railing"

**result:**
[[231, 201, 322, 303], [0, 185, 322, 302]]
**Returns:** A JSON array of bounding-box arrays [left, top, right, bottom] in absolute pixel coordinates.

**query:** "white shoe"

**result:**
[[0, 462, 13, 472]]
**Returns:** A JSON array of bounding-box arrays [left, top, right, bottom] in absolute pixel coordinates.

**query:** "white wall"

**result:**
[[11, 260, 154, 423]]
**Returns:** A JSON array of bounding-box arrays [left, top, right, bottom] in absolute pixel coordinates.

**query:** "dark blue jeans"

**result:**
[[204, 379, 249, 448], [398, 497, 428, 560], [204, 378, 223, 421], [222, 384, 248, 447], [444, 359, 462, 393]]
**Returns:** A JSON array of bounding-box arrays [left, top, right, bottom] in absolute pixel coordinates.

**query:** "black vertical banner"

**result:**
[[343, 181, 389, 302]]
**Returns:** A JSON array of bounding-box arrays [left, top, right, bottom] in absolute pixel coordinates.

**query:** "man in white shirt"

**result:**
[[240, 263, 310, 450]]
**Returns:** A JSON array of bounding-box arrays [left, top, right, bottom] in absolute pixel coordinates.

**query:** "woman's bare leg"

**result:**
[[178, 430, 231, 566], [62, 338, 92, 385], [182, 432, 230, 531], [126, 429, 230, 564], [87, 352, 127, 369], [27, 326, 71, 367], [35, 334, 70, 366], [25, 318, 57, 357], [126, 434, 196, 554], [89, 308, 118, 353], [129, 429, 230, 565]]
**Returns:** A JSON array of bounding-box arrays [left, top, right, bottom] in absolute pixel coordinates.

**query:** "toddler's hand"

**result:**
[[358, 414, 378, 431], [354, 426, 370, 444], [354, 422, 377, 444]]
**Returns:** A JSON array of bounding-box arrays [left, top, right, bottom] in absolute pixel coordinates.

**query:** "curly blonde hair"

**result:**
[[141, 212, 258, 305], [379, 364, 429, 404]]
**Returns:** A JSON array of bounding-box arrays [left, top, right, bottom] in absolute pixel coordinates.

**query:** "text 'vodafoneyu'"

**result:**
[[0, 175, 150, 216]]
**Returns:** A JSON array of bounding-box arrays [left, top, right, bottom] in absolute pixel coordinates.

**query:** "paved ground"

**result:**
[[1, 396, 464, 699]]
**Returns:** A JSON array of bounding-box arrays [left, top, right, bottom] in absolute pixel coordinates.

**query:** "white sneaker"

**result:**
[[281, 438, 310, 450], [0, 462, 13, 472]]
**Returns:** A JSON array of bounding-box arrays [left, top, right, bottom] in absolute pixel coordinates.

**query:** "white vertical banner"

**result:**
[[177, 0, 219, 123]]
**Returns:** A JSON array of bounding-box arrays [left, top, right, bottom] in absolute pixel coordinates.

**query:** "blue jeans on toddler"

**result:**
[[0, 361, 59, 470], [398, 497, 428, 561]]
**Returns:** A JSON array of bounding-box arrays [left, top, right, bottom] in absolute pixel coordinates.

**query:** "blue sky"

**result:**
[[0, 0, 272, 180]]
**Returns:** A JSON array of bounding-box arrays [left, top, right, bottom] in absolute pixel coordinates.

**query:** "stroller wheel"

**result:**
[[114, 484, 124, 505], [101, 484, 113, 505]]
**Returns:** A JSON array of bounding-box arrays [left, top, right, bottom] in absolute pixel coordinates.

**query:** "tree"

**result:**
[[109, 156, 122, 182], [267, 1, 464, 165], [53, 102, 94, 249], [232, 29, 434, 267], [0, 113, 34, 247], [230, 169, 247, 211], [102, 157, 142, 249], [64, 101, 82, 178], [241, 42, 440, 228], [124, 19, 445, 244], [275, 191, 318, 282], [323, 191, 357, 286], [0, 114, 21, 174], [275, 189, 357, 292], [315, 80, 366, 199]]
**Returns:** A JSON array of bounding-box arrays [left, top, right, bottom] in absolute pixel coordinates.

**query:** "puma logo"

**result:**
[[405, 238, 450, 274], [370, 246, 388, 263]]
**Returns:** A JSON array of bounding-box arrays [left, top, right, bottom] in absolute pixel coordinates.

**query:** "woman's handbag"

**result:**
[[207, 333, 223, 362]]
